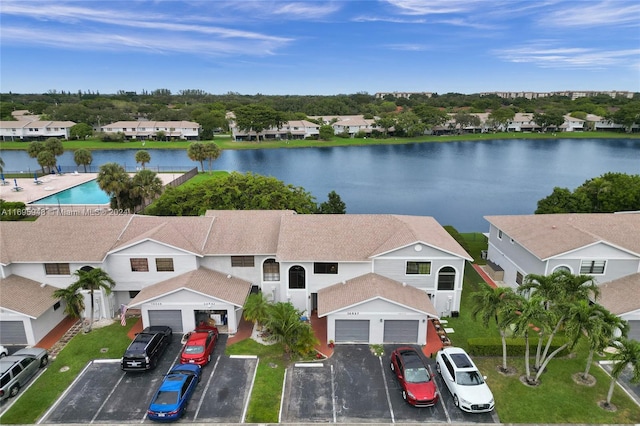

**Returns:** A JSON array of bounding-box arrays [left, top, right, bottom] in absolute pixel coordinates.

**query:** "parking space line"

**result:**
[[331, 364, 336, 423], [278, 367, 287, 423], [435, 374, 452, 423], [193, 355, 221, 420], [37, 360, 96, 424], [378, 356, 395, 424], [241, 358, 260, 423], [90, 371, 127, 424]]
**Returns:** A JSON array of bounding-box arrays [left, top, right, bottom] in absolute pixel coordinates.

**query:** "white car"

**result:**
[[0, 345, 8, 357], [435, 347, 494, 413]]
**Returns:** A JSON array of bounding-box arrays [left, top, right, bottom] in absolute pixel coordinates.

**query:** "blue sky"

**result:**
[[1, 0, 639, 95]]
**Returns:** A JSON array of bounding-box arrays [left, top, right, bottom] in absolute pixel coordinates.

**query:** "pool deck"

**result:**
[[0, 172, 180, 206]]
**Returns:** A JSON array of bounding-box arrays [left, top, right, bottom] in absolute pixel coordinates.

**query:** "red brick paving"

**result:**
[[422, 318, 444, 358], [35, 315, 79, 350]]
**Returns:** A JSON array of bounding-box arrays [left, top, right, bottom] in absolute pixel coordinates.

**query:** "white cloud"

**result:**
[[542, 0, 640, 27]]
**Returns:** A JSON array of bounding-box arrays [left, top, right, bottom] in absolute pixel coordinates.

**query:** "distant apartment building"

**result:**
[[479, 90, 636, 100], [0, 120, 76, 141], [375, 92, 433, 99], [101, 121, 200, 140]]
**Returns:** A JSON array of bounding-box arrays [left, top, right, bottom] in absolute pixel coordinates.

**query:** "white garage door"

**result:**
[[0, 321, 27, 344], [148, 310, 183, 333], [383, 320, 419, 343], [335, 319, 370, 343]]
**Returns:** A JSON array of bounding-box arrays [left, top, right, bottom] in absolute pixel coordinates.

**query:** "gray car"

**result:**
[[0, 347, 49, 400]]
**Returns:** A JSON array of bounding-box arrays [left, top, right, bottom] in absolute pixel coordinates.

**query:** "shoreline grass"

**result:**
[[1, 131, 638, 152]]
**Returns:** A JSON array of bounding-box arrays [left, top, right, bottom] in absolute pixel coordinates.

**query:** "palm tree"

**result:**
[[187, 142, 207, 172], [27, 141, 46, 173], [604, 338, 640, 408], [581, 309, 628, 381], [265, 302, 306, 357], [52, 286, 85, 319], [131, 169, 163, 211], [37, 150, 57, 174], [71, 268, 116, 332], [471, 284, 521, 372], [97, 162, 130, 209], [135, 150, 151, 170], [73, 148, 93, 173], [511, 294, 548, 384], [0, 156, 4, 173], [203, 142, 221, 172], [243, 293, 270, 328]]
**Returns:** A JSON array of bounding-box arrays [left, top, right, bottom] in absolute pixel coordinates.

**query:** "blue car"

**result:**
[[147, 364, 201, 422]]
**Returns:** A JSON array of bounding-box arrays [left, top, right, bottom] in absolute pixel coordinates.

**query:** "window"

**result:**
[[45, 263, 70, 275], [289, 265, 306, 289], [129, 291, 140, 298], [580, 260, 606, 274], [498, 230, 503, 240], [155, 258, 174, 272], [263, 259, 280, 281], [231, 256, 254, 267], [437, 267, 456, 290], [314, 262, 338, 274], [53, 301, 61, 311], [406, 261, 431, 275], [130, 258, 149, 272], [516, 272, 524, 285]]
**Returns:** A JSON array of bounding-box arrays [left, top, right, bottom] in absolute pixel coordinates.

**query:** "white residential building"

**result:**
[[101, 121, 200, 140]]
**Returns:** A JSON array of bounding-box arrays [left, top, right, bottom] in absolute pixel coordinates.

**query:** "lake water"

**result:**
[[2, 138, 639, 231]]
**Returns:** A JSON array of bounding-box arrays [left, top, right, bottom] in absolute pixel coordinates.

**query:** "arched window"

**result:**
[[263, 259, 280, 281], [289, 266, 306, 289], [553, 265, 571, 274], [437, 267, 456, 290]]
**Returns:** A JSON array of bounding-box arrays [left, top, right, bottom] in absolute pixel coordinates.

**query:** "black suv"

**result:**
[[121, 325, 172, 371]]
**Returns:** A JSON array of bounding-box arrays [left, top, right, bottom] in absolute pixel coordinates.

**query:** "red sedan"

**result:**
[[180, 328, 218, 366], [390, 347, 439, 407]]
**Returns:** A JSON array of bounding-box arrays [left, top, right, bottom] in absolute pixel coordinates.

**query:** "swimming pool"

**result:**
[[31, 180, 110, 205]]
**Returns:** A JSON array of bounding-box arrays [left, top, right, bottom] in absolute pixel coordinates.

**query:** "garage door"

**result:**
[[335, 320, 369, 343], [383, 320, 419, 343], [148, 310, 183, 333], [0, 321, 27, 344]]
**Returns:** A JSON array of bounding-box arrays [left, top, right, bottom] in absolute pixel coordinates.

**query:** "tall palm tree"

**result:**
[[511, 294, 547, 384], [604, 338, 640, 408], [187, 142, 207, 172], [203, 142, 221, 172], [131, 169, 163, 211], [97, 162, 130, 209], [74, 148, 93, 173], [135, 150, 151, 170], [71, 268, 116, 332], [52, 286, 85, 319], [581, 309, 628, 381], [471, 284, 521, 372], [243, 293, 270, 328], [27, 141, 46, 173]]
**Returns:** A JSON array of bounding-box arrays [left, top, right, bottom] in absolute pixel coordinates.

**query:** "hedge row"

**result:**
[[467, 336, 570, 357]]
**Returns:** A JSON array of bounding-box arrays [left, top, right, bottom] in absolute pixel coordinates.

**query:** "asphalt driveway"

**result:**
[[40, 334, 258, 424], [282, 344, 500, 424]]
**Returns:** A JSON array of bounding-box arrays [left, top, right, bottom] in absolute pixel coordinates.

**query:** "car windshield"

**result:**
[[153, 390, 179, 405], [457, 371, 485, 385], [405, 367, 430, 383], [184, 345, 204, 354]]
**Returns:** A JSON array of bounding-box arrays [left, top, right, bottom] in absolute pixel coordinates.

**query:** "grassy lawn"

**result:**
[[442, 232, 640, 424], [225, 339, 286, 423], [1, 131, 637, 152], [0, 318, 135, 425]]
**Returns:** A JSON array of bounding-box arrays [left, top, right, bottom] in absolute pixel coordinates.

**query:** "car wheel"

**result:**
[[390, 361, 395, 371], [453, 394, 459, 408], [40, 355, 49, 368], [402, 390, 407, 401], [9, 384, 20, 398]]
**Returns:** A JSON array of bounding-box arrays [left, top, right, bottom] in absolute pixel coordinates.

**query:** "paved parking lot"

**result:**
[[282, 345, 500, 424], [40, 334, 258, 424]]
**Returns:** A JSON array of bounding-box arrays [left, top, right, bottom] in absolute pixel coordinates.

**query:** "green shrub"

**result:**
[[0, 200, 28, 221], [468, 336, 570, 357]]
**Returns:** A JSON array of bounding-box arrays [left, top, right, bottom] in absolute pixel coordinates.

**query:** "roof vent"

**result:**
[[402, 282, 407, 287], [342, 280, 346, 285], [227, 274, 232, 279], [552, 225, 557, 229], [40, 282, 47, 288]]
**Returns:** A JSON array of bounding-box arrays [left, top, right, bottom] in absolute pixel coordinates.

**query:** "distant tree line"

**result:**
[[2, 90, 639, 137]]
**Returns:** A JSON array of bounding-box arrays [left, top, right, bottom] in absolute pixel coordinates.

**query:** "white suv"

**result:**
[[435, 347, 494, 413]]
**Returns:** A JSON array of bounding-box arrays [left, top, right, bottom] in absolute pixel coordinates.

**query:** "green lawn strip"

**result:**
[[0, 319, 134, 425], [1, 131, 637, 152], [225, 338, 286, 423]]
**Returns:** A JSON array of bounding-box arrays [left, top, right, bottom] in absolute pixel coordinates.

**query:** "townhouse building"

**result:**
[[0, 120, 76, 141], [0, 211, 471, 346], [101, 121, 200, 140]]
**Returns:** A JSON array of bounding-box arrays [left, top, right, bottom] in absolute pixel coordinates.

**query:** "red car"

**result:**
[[180, 328, 218, 366], [390, 347, 439, 407]]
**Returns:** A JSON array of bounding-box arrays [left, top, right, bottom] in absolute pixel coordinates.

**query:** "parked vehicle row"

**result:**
[[120, 324, 220, 422], [390, 346, 494, 414], [0, 347, 49, 401]]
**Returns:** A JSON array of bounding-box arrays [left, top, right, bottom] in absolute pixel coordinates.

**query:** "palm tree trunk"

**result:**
[[500, 329, 508, 371], [606, 377, 616, 405], [524, 331, 531, 381], [540, 317, 564, 367], [535, 331, 544, 369], [534, 343, 568, 382], [88, 289, 95, 332], [583, 349, 595, 379]]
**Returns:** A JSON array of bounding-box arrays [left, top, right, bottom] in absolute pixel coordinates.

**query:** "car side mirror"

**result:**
[[483, 376, 488, 380]]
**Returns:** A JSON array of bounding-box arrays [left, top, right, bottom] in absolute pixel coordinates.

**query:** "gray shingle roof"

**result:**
[[484, 213, 640, 260], [317, 273, 437, 317]]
